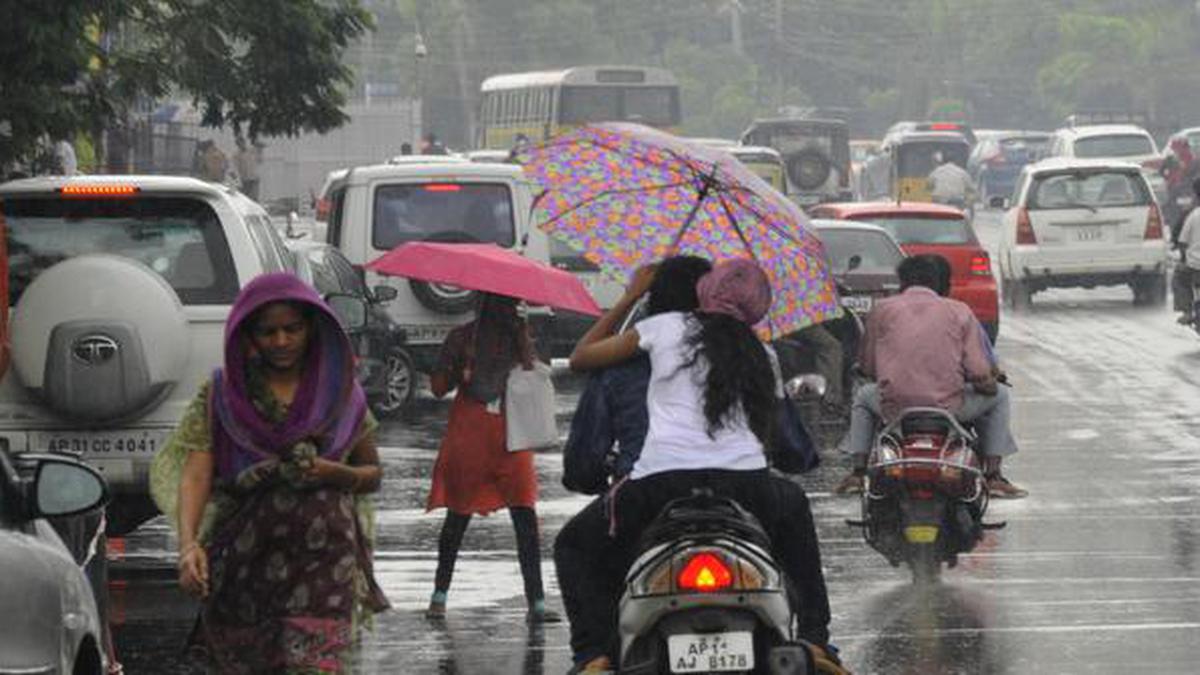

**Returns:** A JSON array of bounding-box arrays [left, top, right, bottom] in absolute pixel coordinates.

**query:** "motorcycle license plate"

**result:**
[[668, 631, 754, 673], [904, 525, 940, 543]]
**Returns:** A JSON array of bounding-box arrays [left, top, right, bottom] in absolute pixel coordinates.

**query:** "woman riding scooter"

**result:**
[[565, 259, 839, 673]]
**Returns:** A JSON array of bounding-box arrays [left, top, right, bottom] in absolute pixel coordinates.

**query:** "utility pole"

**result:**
[[726, 1, 744, 56]]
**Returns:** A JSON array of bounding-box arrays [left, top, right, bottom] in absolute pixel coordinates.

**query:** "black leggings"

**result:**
[[434, 506, 545, 604]]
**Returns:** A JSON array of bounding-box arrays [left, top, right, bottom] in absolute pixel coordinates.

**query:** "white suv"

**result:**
[[1047, 124, 1165, 201], [996, 158, 1168, 308], [324, 160, 566, 370], [0, 175, 295, 534]]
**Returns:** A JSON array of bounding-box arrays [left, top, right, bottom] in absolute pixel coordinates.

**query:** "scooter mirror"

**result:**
[[785, 373, 827, 400]]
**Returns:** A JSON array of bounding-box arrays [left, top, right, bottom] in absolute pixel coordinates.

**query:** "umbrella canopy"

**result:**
[[515, 123, 840, 335], [366, 242, 602, 317]]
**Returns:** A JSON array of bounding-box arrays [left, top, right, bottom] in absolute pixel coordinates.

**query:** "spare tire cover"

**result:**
[[10, 254, 190, 423], [409, 230, 480, 315], [787, 148, 833, 191]]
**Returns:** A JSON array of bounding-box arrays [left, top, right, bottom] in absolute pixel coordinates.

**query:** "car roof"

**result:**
[[815, 201, 967, 217], [810, 218, 895, 236], [344, 161, 526, 184], [0, 174, 236, 198], [890, 131, 971, 145], [745, 118, 847, 129], [386, 154, 470, 165], [1056, 124, 1153, 138], [728, 145, 782, 159], [1026, 157, 1145, 174]]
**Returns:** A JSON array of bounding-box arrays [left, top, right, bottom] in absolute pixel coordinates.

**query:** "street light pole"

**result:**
[[412, 32, 427, 147]]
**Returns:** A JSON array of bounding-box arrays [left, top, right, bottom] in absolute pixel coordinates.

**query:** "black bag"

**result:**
[[771, 397, 821, 475]]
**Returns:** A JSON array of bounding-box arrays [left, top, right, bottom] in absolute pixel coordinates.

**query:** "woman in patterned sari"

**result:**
[[170, 272, 389, 672]]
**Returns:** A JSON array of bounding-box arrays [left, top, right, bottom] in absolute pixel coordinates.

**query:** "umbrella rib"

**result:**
[[719, 185, 810, 246], [715, 191, 783, 337], [535, 180, 694, 229]]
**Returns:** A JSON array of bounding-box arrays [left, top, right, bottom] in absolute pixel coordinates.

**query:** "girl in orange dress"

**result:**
[[425, 293, 559, 623]]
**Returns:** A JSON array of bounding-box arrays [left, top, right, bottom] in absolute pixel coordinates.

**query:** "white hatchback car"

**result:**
[[0, 175, 296, 534], [995, 158, 1169, 308]]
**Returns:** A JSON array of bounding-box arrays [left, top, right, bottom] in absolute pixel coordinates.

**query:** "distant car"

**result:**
[[288, 240, 413, 417], [810, 201, 1000, 341], [740, 118, 853, 206], [811, 219, 905, 315], [993, 158, 1168, 308], [1047, 123, 1164, 204], [1, 449, 110, 674], [968, 131, 1052, 203]]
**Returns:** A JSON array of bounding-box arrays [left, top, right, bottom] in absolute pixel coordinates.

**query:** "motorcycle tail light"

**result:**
[[678, 552, 733, 592]]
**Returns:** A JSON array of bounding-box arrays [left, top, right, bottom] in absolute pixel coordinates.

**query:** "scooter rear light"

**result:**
[[678, 552, 733, 592]]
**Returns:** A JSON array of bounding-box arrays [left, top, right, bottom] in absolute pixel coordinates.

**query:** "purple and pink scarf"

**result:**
[[210, 273, 367, 482]]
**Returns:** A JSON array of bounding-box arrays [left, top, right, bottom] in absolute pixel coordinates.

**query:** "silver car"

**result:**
[[1, 450, 110, 674]]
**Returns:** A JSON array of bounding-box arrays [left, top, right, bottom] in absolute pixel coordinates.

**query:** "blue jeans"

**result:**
[[845, 383, 1017, 459]]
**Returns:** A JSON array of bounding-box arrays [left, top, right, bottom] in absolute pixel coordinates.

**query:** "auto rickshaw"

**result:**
[[863, 131, 971, 203], [728, 145, 789, 194]]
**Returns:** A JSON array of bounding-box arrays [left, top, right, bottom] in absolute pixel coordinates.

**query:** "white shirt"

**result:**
[[630, 312, 769, 480], [928, 162, 974, 201], [1179, 207, 1200, 270]]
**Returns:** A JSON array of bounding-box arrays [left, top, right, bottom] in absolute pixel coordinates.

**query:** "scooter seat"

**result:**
[[638, 491, 773, 552]]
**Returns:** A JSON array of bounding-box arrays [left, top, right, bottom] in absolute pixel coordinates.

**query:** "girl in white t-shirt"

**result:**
[[564, 258, 833, 673]]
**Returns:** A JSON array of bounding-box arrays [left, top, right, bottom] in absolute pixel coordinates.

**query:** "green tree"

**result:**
[[0, 0, 371, 170]]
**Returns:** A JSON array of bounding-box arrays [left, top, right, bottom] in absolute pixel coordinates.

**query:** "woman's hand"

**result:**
[[625, 264, 659, 300], [178, 544, 209, 598], [305, 456, 347, 486]]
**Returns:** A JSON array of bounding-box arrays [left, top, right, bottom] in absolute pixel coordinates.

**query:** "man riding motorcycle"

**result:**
[[834, 255, 1026, 498]]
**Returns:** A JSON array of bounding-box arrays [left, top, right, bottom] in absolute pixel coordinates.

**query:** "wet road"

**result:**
[[110, 209, 1200, 673]]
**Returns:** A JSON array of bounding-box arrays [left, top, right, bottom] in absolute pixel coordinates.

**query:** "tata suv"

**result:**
[[0, 175, 296, 534]]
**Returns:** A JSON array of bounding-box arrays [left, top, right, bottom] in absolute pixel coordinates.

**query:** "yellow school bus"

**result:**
[[477, 66, 682, 150]]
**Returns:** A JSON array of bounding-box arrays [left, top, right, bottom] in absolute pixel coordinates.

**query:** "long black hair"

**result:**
[[683, 312, 776, 445]]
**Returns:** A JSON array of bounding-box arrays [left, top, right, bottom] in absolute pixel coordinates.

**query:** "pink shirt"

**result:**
[[860, 286, 992, 419]]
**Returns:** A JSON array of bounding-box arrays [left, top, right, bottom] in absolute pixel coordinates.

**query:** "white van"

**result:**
[[325, 161, 566, 370]]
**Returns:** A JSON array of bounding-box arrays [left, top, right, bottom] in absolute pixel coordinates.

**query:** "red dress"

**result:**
[[426, 323, 538, 515]]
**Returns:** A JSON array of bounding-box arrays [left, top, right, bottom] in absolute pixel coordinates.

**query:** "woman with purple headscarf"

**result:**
[[167, 273, 389, 672], [564, 258, 833, 673]]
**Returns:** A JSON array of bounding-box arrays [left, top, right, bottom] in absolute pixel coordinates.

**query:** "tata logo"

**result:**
[[72, 335, 119, 366]]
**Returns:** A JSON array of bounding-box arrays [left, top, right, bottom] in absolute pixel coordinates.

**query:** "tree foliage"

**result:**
[[0, 0, 371, 168]]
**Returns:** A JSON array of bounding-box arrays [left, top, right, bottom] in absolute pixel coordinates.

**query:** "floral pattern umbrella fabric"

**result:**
[[515, 122, 840, 336]]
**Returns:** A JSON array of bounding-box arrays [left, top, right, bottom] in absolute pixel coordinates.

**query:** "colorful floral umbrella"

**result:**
[[514, 123, 840, 336]]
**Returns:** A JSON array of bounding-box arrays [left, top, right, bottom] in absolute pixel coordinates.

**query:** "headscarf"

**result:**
[[696, 258, 773, 326], [209, 273, 367, 482]]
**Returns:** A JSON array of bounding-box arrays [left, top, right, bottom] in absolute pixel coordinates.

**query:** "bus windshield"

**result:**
[[560, 86, 679, 126]]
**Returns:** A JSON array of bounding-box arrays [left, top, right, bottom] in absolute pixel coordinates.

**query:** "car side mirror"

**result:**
[[988, 196, 1008, 209], [33, 458, 108, 518], [326, 293, 369, 330], [372, 285, 399, 303], [846, 254, 862, 273]]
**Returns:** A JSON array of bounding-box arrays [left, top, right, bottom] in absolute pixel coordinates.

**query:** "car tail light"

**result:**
[[677, 552, 734, 592], [1144, 203, 1163, 240], [929, 123, 960, 131], [970, 252, 991, 276], [423, 183, 462, 192], [1016, 207, 1037, 245], [58, 184, 140, 197]]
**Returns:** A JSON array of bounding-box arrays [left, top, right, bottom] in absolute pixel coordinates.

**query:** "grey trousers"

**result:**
[[845, 383, 1018, 459]]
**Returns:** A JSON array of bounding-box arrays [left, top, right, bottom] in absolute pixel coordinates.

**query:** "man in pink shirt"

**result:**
[[835, 255, 1026, 498]]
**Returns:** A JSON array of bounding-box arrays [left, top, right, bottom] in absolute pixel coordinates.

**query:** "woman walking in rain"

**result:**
[[425, 292, 560, 623], [163, 272, 389, 672]]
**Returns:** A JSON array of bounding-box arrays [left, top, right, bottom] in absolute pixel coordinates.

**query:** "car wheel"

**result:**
[[373, 348, 415, 418]]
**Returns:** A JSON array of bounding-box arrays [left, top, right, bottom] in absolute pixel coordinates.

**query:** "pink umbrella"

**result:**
[[366, 242, 603, 317]]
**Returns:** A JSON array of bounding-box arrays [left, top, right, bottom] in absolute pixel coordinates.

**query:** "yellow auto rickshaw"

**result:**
[[728, 146, 790, 194], [862, 131, 972, 203]]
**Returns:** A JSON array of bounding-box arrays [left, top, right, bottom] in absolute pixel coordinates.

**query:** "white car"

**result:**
[[995, 158, 1169, 308], [1047, 123, 1165, 202], [323, 160, 566, 365], [0, 175, 296, 534]]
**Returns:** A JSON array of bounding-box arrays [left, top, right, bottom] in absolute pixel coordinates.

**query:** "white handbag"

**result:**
[[505, 361, 559, 452]]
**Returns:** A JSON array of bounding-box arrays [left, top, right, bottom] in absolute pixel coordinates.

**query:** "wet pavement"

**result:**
[[109, 210, 1200, 673]]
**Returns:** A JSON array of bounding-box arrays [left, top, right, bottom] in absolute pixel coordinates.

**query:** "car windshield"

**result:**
[[2, 196, 238, 306], [856, 215, 972, 245], [818, 229, 905, 273], [372, 182, 515, 249], [1029, 171, 1150, 210], [1073, 134, 1155, 158]]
